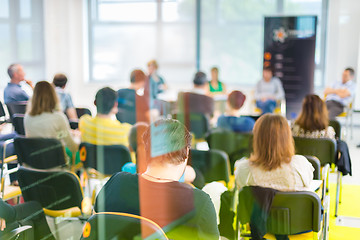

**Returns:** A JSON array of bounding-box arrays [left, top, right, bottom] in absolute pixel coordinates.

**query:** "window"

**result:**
[[0, 0, 45, 87], [88, 0, 196, 83], [88, 0, 327, 87], [201, 0, 327, 87]]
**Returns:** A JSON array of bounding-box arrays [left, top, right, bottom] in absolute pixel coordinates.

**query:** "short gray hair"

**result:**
[[7, 64, 21, 79]]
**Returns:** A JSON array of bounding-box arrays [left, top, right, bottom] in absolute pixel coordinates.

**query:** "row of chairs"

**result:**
[[206, 127, 341, 215], [79, 155, 328, 240], [0, 100, 92, 134], [1, 135, 233, 239]]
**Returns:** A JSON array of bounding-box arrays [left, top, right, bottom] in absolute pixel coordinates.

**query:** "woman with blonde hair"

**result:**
[[235, 114, 314, 191], [24, 81, 78, 158], [147, 59, 167, 98], [292, 94, 335, 139]]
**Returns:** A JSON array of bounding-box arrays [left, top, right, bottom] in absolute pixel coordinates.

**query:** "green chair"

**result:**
[[14, 138, 68, 169], [206, 128, 252, 173], [293, 137, 336, 166], [329, 119, 341, 139], [175, 113, 210, 142], [236, 186, 322, 240], [79, 143, 132, 176], [81, 212, 168, 240], [17, 166, 85, 238], [190, 149, 231, 187], [304, 155, 321, 180], [293, 136, 342, 217]]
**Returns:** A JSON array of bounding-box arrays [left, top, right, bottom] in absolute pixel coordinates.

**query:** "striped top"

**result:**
[[79, 115, 131, 146]]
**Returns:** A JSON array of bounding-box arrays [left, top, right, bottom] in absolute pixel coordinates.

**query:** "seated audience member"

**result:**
[[127, 122, 197, 183], [117, 69, 151, 124], [94, 119, 219, 239], [79, 87, 131, 146], [208, 67, 226, 95], [292, 94, 335, 139], [147, 60, 167, 99], [324, 67, 356, 119], [235, 114, 314, 191], [292, 94, 352, 176], [178, 72, 214, 117], [52, 73, 78, 121], [24, 81, 78, 157], [4, 64, 33, 104], [254, 66, 285, 114], [217, 90, 255, 132], [0, 199, 55, 239]]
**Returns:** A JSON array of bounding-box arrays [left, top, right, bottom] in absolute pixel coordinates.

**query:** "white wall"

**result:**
[[325, 0, 360, 110], [44, 0, 125, 113]]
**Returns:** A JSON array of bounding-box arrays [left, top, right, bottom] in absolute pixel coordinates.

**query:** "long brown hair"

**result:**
[[28, 81, 60, 116], [295, 94, 328, 131], [250, 114, 294, 170]]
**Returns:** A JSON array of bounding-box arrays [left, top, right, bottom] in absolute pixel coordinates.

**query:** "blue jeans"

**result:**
[[256, 100, 277, 114]]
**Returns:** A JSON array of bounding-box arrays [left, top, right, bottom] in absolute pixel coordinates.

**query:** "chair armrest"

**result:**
[[43, 207, 82, 218], [3, 155, 17, 164], [1, 225, 33, 240]]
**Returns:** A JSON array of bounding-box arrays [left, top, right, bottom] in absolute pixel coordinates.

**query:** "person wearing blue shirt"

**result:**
[[4, 64, 33, 104], [324, 67, 356, 119], [217, 90, 255, 132]]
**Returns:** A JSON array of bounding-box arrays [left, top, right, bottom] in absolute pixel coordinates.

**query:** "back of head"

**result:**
[[147, 60, 158, 69], [53, 73, 68, 88], [228, 90, 246, 110], [130, 69, 147, 84], [250, 114, 294, 170], [295, 94, 328, 131], [29, 81, 59, 116], [95, 87, 117, 115], [7, 64, 20, 79], [143, 118, 192, 165], [193, 71, 207, 87]]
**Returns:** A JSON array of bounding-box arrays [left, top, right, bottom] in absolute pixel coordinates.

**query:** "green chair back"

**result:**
[[17, 166, 83, 211], [206, 128, 253, 173], [190, 149, 231, 184], [14, 138, 67, 169], [329, 119, 341, 139], [237, 186, 321, 236], [304, 155, 321, 180], [175, 113, 210, 140], [293, 137, 336, 166], [79, 143, 132, 175], [81, 212, 168, 240]]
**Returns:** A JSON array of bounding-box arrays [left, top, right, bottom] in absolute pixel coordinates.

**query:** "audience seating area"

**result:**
[[0, 87, 356, 240]]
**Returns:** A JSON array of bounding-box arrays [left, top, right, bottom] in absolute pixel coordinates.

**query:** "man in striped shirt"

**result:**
[[79, 87, 131, 146]]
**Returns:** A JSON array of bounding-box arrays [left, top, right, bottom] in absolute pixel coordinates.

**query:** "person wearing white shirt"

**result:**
[[254, 66, 285, 114], [324, 67, 356, 119]]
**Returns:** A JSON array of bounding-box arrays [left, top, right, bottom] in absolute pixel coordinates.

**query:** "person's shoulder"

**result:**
[[291, 155, 313, 169], [120, 122, 132, 130], [217, 114, 227, 121], [235, 157, 250, 170], [107, 172, 138, 186], [79, 114, 93, 125], [241, 116, 255, 124], [272, 77, 282, 84], [192, 187, 213, 203]]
